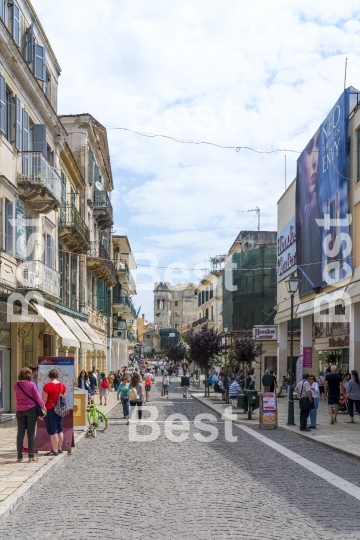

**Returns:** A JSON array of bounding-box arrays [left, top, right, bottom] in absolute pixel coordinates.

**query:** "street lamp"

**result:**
[[285, 274, 300, 425]]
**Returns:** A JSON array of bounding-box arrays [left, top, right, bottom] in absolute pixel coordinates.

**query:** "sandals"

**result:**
[[28, 457, 39, 462], [17, 457, 23, 462], [44, 451, 58, 456]]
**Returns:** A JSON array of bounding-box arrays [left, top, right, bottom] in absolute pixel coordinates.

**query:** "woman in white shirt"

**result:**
[[308, 375, 319, 428]]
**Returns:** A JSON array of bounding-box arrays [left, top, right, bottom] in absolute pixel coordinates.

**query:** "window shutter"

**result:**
[[15, 96, 21, 151], [97, 279, 105, 312], [70, 255, 77, 310], [59, 243, 63, 301], [25, 25, 34, 64], [0, 74, 5, 134], [33, 124, 47, 155], [88, 149, 94, 185], [0, 1, 4, 21], [12, 4, 20, 46], [34, 43, 46, 81], [94, 164, 100, 187], [70, 187, 76, 206]]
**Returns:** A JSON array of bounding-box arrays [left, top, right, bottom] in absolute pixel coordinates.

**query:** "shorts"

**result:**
[[44, 407, 64, 435], [319, 386, 325, 394], [145, 386, 151, 391], [328, 394, 340, 405]]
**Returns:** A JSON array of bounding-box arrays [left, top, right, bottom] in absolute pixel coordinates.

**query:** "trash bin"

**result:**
[[237, 393, 248, 411]]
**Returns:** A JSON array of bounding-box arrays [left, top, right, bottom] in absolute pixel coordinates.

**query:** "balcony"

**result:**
[[18, 152, 61, 214], [113, 290, 137, 319], [87, 242, 116, 287], [93, 191, 113, 230], [16, 260, 60, 300], [59, 204, 90, 254], [192, 315, 208, 328], [114, 260, 136, 294]]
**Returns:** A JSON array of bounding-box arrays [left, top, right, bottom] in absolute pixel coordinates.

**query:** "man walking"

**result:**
[[325, 365, 343, 424], [262, 370, 273, 392], [181, 372, 190, 398], [295, 373, 313, 431]]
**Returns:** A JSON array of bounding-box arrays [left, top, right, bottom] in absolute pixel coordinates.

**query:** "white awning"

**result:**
[[57, 313, 93, 351], [76, 320, 105, 351], [35, 304, 80, 348]]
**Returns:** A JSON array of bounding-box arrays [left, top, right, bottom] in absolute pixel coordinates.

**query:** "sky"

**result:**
[[32, 0, 360, 320]]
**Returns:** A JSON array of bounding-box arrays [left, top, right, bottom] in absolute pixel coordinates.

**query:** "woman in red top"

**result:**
[[42, 369, 66, 456]]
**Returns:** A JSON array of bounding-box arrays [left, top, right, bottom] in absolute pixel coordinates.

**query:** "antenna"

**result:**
[[242, 206, 260, 231], [344, 57, 348, 90]]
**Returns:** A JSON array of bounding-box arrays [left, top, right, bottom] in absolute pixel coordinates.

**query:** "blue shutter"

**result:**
[[22, 109, 29, 174], [34, 43, 46, 81], [33, 124, 47, 155], [0, 74, 5, 134], [88, 149, 94, 185], [15, 96, 21, 151], [25, 25, 34, 64], [12, 4, 20, 46]]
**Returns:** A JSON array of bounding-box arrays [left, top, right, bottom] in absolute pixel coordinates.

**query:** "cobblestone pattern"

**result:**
[[1, 379, 360, 539]]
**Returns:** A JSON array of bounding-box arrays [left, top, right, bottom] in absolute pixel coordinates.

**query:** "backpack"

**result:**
[[145, 375, 152, 386], [54, 387, 69, 418], [129, 386, 139, 401], [101, 378, 109, 389]]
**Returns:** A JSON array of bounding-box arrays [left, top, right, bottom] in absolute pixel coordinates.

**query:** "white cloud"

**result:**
[[32, 0, 360, 318]]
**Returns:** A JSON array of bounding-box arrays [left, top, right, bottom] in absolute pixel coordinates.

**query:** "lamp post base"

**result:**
[[287, 395, 295, 426]]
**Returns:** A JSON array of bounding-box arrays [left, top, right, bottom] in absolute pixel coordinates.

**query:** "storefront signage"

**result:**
[[329, 336, 349, 348], [259, 392, 278, 429], [253, 325, 277, 340], [277, 218, 296, 282]]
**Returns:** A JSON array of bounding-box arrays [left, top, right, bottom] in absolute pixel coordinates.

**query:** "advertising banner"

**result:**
[[303, 347, 313, 368], [277, 218, 296, 282], [296, 355, 303, 386], [259, 392, 278, 429], [296, 89, 352, 297], [36, 357, 74, 452]]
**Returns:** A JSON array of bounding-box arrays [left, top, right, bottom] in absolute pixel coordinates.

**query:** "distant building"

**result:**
[[154, 282, 172, 328]]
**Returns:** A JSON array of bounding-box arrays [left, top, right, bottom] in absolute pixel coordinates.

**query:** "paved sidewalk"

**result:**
[[0, 390, 119, 524], [193, 393, 360, 460]]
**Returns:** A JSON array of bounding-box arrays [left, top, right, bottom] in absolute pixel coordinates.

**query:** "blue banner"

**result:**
[[296, 88, 352, 297]]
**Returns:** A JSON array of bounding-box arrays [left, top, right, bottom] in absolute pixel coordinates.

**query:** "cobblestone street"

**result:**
[[1, 379, 360, 539]]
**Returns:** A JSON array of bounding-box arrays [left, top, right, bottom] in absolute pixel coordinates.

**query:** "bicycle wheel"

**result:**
[[95, 410, 108, 432], [88, 412, 97, 438]]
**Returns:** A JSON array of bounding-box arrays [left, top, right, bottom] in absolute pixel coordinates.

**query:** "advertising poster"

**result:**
[[296, 355, 303, 386], [303, 347, 313, 368], [259, 393, 278, 429], [73, 388, 88, 431], [36, 357, 74, 452], [296, 89, 352, 297]]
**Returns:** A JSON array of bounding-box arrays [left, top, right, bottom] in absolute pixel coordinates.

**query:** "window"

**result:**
[[5, 86, 12, 142], [173, 312, 178, 318], [88, 148, 94, 185], [33, 124, 47, 155], [175, 301, 178, 307], [210, 287, 213, 300], [47, 144, 54, 166], [87, 269, 92, 307], [205, 289, 209, 302], [0, 74, 5, 135], [183, 290, 188, 297], [12, 3, 20, 46], [173, 291, 179, 300], [198, 293, 201, 307], [174, 324, 179, 329], [34, 43, 46, 81], [0, 1, 8, 25], [44, 233, 55, 269], [44, 70, 51, 99]]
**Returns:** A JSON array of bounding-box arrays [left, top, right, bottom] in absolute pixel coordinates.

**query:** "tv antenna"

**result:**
[[242, 206, 260, 231]]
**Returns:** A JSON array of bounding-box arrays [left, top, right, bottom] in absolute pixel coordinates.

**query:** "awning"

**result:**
[[57, 313, 93, 351], [35, 304, 80, 348], [76, 320, 105, 351]]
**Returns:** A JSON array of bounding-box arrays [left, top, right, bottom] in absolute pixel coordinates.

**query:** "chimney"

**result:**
[[142, 314, 145, 320]]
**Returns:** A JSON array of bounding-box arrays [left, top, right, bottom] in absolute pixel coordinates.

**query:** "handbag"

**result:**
[[16, 383, 45, 417], [299, 382, 315, 411]]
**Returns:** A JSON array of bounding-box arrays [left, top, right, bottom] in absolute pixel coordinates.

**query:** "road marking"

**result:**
[[239, 425, 360, 501]]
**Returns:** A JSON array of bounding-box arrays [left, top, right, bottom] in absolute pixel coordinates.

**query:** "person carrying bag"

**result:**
[[295, 374, 313, 432]]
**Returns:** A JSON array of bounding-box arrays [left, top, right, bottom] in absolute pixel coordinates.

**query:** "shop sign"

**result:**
[[329, 336, 349, 348], [253, 325, 277, 340], [277, 218, 296, 282]]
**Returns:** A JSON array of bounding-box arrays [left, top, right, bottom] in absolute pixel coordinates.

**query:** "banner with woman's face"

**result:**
[[295, 89, 352, 298]]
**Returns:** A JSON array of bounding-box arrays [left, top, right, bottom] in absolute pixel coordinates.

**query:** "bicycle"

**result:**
[[86, 393, 108, 438]]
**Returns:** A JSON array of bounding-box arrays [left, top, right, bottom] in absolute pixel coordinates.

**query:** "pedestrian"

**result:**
[[88, 370, 97, 393], [245, 371, 252, 389], [249, 369, 256, 389], [324, 365, 343, 424], [162, 371, 170, 399], [23, 364, 40, 454], [124, 367, 132, 381], [317, 372, 325, 400], [181, 372, 190, 398], [229, 378, 242, 400], [238, 370, 245, 390], [108, 372, 114, 390], [294, 373, 313, 431], [277, 376, 287, 397], [13, 367, 46, 463], [99, 373, 109, 406], [262, 370, 273, 392], [128, 373, 144, 423], [117, 376, 130, 419], [42, 369, 66, 456], [308, 375, 319, 428], [346, 370, 360, 424], [77, 370, 91, 392], [160, 363, 164, 376], [144, 368, 154, 403], [167, 364, 173, 383], [270, 371, 277, 393]]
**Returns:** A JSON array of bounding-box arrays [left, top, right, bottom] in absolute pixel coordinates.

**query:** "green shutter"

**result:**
[[88, 149, 94, 185], [97, 279, 105, 312], [59, 243, 63, 302], [70, 255, 77, 310], [87, 269, 92, 307]]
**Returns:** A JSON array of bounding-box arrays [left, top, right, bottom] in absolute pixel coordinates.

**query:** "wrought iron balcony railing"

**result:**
[[19, 152, 61, 203], [192, 315, 208, 328], [87, 241, 116, 284], [59, 204, 90, 249], [17, 260, 60, 299], [94, 191, 113, 216]]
